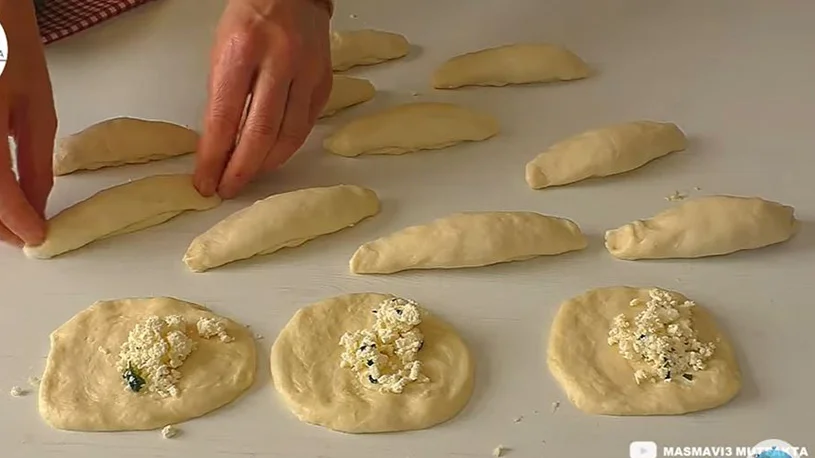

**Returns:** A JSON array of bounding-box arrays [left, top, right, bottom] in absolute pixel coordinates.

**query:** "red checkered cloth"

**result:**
[[35, 0, 158, 45]]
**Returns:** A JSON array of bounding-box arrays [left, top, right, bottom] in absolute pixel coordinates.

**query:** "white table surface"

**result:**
[[2, 0, 814, 456]]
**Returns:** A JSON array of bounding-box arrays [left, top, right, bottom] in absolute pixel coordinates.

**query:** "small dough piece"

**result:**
[[184, 185, 379, 272], [324, 102, 499, 157], [331, 29, 410, 71], [547, 286, 741, 415], [320, 75, 376, 118], [433, 43, 590, 89], [605, 195, 797, 260], [53, 117, 199, 175], [271, 292, 474, 433], [525, 121, 687, 189], [350, 211, 587, 274], [24, 174, 221, 259], [39, 297, 256, 431]]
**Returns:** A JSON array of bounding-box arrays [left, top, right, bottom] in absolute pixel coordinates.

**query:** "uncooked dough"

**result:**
[[184, 184, 379, 272], [350, 211, 587, 274], [432, 43, 590, 89], [331, 29, 410, 71], [39, 296, 256, 431], [320, 75, 376, 118], [525, 121, 687, 189], [53, 117, 199, 175], [547, 286, 741, 415], [605, 195, 798, 260], [323, 102, 499, 157], [270, 292, 474, 433], [24, 174, 221, 259]]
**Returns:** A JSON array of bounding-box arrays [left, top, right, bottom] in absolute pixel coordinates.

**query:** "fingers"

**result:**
[[217, 67, 290, 198], [0, 223, 23, 247], [262, 76, 315, 173], [0, 135, 47, 246], [193, 37, 258, 197], [308, 68, 333, 124], [13, 95, 57, 218]]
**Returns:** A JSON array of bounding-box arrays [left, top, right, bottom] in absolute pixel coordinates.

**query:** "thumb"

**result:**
[[0, 137, 47, 246]]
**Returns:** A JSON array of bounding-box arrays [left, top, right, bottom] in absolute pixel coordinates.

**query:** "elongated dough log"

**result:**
[[324, 102, 499, 157], [526, 121, 687, 189], [433, 43, 590, 89], [320, 75, 376, 118], [184, 185, 380, 272], [350, 211, 587, 274], [331, 29, 410, 71], [605, 195, 797, 260], [53, 117, 199, 175], [23, 174, 221, 259]]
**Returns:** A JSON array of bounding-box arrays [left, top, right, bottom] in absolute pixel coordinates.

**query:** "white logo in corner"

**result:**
[[630, 441, 658, 458], [0, 21, 8, 77], [752, 439, 803, 458]]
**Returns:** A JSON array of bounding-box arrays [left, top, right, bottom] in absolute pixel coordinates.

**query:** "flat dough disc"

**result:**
[[270, 292, 474, 433], [39, 297, 256, 431], [547, 286, 741, 415]]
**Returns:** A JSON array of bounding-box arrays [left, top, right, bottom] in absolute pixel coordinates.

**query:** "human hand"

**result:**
[[194, 0, 333, 199], [0, 1, 57, 246]]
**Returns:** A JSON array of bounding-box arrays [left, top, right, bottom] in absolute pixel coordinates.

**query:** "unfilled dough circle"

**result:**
[[270, 292, 475, 433], [546, 286, 741, 415], [39, 297, 256, 431]]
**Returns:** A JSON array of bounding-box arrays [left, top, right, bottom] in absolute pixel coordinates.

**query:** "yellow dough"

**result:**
[[547, 286, 741, 415], [270, 293, 474, 433], [39, 297, 256, 431], [320, 75, 376, 118], [331, 29, 410, 72]]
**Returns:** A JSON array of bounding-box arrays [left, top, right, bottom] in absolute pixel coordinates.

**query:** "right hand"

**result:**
[[0, 0, 57, 247]]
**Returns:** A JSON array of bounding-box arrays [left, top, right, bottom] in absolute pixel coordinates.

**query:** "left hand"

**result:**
[[194, 0, 332, 199]]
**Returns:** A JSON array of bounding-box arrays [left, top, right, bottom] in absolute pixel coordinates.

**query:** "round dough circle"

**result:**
[[270, 292, 475, 433], [39, 297, 256, 431], [546, 286, 741, 415]]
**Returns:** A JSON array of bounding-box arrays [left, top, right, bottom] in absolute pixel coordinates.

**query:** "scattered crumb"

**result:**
[[694, 186, 701, 191], [27, 376, 41, 387], [161, 424, 178, 439], [551, 401, 560, 413], [513, 416, 523, 423], [665, 190, 687, 202], [9, 386, 27, 397], [349, 13, 358, 19], [410, 91, 420, 97], [492, 445, 507, 457], [533, 410, 539, 414], [98, 346, 110, 356], [254, 333, 264, 340]]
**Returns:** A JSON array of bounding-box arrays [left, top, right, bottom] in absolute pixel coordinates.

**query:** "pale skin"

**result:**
[[0, 0, 333, 247]]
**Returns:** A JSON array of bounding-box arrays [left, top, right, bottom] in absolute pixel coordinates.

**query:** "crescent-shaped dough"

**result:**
[[323, 102, 499, 157], [433, 43, 590, 89], [525, 121, 687, 189], [605, 195, 798, 260], [350, 211, 587, 274], [183, 185, 380, 272], [23, 174, 220, 259], [319, 75, 376, 118], [331, 29, 410, 72], [53, 117, 199, 175]]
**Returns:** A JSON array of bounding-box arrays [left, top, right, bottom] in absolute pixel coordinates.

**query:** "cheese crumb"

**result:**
[[196, 317, 234, 343], [513, 416, 523, 423], [161, 424, 178, 439], [493, 445, 506, 457], [551, 401, 560, 413], [27, 376, 41, 387], [608, 288, 716, 384], [9, 386, 26, 397], [665, 190, 687, 201], [116, 315, 196, 398], [339, 297, 430, 394]]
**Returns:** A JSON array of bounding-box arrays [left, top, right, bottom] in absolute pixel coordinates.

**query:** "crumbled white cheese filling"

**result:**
[[161, 424, 178, 439], [116, 315, 196, 398], [196, 317, 234, 343], [608, 288, 716, 384], [27, 376, 41, 387], [339, 297, 430, 394], [492, 445, 507, 457], [9, 386, 26, 397]]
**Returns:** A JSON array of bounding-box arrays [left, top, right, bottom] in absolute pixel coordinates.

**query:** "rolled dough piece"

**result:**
[[331, 29, 410, 71], [432, 43, 590, 89], [350, 211, 587, 274], [324, 102, 499, 157], [525, 121, 687, 189], [23, 174, 221, 259], [183, 184, 379, 272], [53, 117, 199, 175], [605, 195, 798, 260], [39, 296, 256, 431], [270, 292, 474, 433], [547, 286, 741, 415], [320, 75, 376, 118]]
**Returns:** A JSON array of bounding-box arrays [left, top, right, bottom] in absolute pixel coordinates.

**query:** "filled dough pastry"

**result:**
[[605, 195, 797, 260], [23, 174, 221, 259], [53, 117, 199, 175], [184, 185, 379, 272], [39, 296, 256, 431], [324, 102, 499, 157], [270, 293, 474, 433], [350, 211, 587, 274], [432, 43, 590, 89], [331, 29, 410, 71], [547, 286, 741, 415], [320, 75, 376, 118], [525, 121, 687, 189]]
